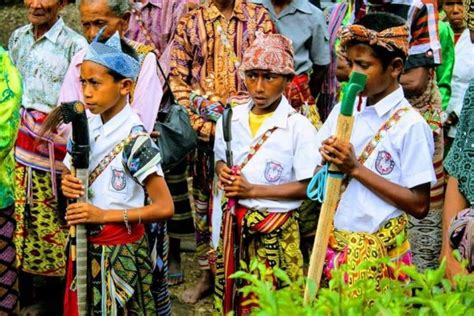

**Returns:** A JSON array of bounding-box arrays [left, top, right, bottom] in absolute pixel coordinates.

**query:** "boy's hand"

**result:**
[[65, 202, 105, 225], [62, 174, 85, 199], [223, 173, 255, 199], [216, 162, 235, 190], [320, 136, 361, 176]]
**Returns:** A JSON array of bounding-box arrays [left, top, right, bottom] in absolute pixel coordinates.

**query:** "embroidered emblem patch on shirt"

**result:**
[[375, 151, 395, 175], [264, 160, 283, 183], [111, 168, 127, 191]]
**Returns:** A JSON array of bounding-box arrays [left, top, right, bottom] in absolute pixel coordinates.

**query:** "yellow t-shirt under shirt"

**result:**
[[249, 111, 274, 137]]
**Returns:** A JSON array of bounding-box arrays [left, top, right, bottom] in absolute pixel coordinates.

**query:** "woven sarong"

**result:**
[[214, 206, 303, 315], [324, 214, 412, 287], [0, 205, 18, 314]]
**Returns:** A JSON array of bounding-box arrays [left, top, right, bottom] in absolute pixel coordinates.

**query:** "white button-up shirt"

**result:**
[[64, 105, 163, 211], [211, 97, 318, 246], [314, 87, 436, 233]]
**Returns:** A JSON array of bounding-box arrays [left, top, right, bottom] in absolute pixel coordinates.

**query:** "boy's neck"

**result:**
[[367, 83, 400, 107], [100, 98, 128, 125]]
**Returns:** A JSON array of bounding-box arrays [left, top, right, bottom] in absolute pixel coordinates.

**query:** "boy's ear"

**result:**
[[119, 79, 134, 96], [391, 57, 405, 78], [118, 13, 131, 35]]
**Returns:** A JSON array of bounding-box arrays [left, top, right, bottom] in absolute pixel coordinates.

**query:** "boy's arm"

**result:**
[[320, 136, 431, 218]]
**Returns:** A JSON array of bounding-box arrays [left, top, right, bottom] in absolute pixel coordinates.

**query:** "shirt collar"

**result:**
[[205, 0, 246, 22], [256, 0, 312, 16], [233, 96, 295, 130], [27, 17, 65, 44], [363, 86, 405, 117], [89, 104, 134, 139]]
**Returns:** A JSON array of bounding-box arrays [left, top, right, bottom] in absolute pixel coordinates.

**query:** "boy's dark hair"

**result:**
[[348, 13, 408, 69], [98, 38, 139, 81]]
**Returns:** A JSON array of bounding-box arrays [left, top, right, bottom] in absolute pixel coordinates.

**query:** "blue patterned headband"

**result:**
[[84, 32, 140, 80]]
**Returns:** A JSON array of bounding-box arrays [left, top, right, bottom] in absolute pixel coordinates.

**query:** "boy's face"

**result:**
[[244, 70, 290, 114], [80, 61, 132, 120], [444, 0, 465, 32], [346, 43, 402, 105], [79, 0, 129, 43]]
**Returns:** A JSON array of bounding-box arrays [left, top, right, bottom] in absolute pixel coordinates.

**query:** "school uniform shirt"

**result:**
[[314, 87, 436, 233], [63, 105, 163, 211], [211, 96, 318, 247], [446, 29, 474, 138]]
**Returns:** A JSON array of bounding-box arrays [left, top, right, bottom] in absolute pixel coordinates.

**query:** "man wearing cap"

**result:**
[[212, 32, 318, 314]]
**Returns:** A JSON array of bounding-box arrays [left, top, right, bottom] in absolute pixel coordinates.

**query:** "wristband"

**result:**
[[123, 209, 132, 235]]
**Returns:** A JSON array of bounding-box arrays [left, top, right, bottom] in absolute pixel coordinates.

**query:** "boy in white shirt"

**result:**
[[315, 13, 436, 285], [59, 34, 174, 314], [212, 32, 318, 314]]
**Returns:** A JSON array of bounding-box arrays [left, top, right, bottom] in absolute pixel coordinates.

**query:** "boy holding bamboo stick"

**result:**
[[314, 12, 436, 284]]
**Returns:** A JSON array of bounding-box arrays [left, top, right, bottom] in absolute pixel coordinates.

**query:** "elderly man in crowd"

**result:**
[[8, 0, 87, 313]]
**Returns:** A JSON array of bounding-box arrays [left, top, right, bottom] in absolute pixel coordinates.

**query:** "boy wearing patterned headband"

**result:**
[[60, 35, 174, 315], [315, 13, 436, 285], [211, 32, 318, 314]]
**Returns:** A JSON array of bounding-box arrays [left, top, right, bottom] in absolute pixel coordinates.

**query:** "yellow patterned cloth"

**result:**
[[324, 214, 412, 287], [14, 163, 67, 276], [214, 208, 303, 314]]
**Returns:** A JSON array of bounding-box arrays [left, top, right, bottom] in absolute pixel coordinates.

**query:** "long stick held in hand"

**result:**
[[304, 72, 367, 304], [43, 101, 90, 315]]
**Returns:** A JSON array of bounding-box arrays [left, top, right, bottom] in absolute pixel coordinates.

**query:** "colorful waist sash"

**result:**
[[324, 214, 412, 286]]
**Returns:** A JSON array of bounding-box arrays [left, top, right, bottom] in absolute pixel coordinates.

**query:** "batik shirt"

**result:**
[[170, 0, 274, 141], [8, 18, 87, 113], [445, 80, 474, 205], [0, 47, 22, 209]]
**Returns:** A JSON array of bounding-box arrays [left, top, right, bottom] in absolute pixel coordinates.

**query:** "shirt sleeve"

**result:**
[[435, 21, 454, 111], [312, 103, 340, 166], [310, 9, 331, 66], [169, 14, 216, 141], [122, 132, 164, 185], [292, 116, 319, 180], [57, 50, 84, 104], [131, 53, 163, 132], [0, 50, 22, 162], [213, 116, 226, 163], [399, 119, 436, 188]]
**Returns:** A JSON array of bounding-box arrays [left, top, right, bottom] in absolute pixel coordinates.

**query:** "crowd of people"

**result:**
[[0, 0, 473, 315]]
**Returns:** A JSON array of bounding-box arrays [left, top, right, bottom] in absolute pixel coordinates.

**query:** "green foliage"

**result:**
[[231, 258, 474, 316]]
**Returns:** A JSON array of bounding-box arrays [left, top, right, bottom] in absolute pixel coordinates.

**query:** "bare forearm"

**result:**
[[250, 180, 309, 200], [352, 165, 430, 218], [102, 203, 173, 224]]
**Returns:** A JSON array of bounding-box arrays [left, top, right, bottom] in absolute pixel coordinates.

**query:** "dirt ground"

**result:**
[[0, 4, 213, 315]]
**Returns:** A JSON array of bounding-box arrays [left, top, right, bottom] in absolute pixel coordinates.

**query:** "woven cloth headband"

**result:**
[[84, 32, 140, 80], [339, 24, 409, 56]]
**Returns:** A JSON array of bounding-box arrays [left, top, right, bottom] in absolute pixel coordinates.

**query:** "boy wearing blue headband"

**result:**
[[61, 34, 174, 314]]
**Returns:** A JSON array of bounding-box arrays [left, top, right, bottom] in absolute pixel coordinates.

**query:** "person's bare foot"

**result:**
[[168, 238, 184, 286], [181, 269, 213, 304]]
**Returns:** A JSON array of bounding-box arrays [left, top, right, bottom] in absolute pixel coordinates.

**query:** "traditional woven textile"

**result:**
[[407, 77, 444, 271], [85, 32, 140, 80], [339, 24, 410, 56], [324, 214, 413, 287], [465, 0, 474, 31], [87, 234, 156, 315], [14, 163, 67, 277], [449, 208, 474, 272], [240, 31, 295, 76], [0, 205, 19, 314], [214, 206, 302, 315]]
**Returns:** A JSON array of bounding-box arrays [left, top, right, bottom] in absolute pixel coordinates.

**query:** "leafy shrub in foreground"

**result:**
[[231, 257, 474, 315]]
